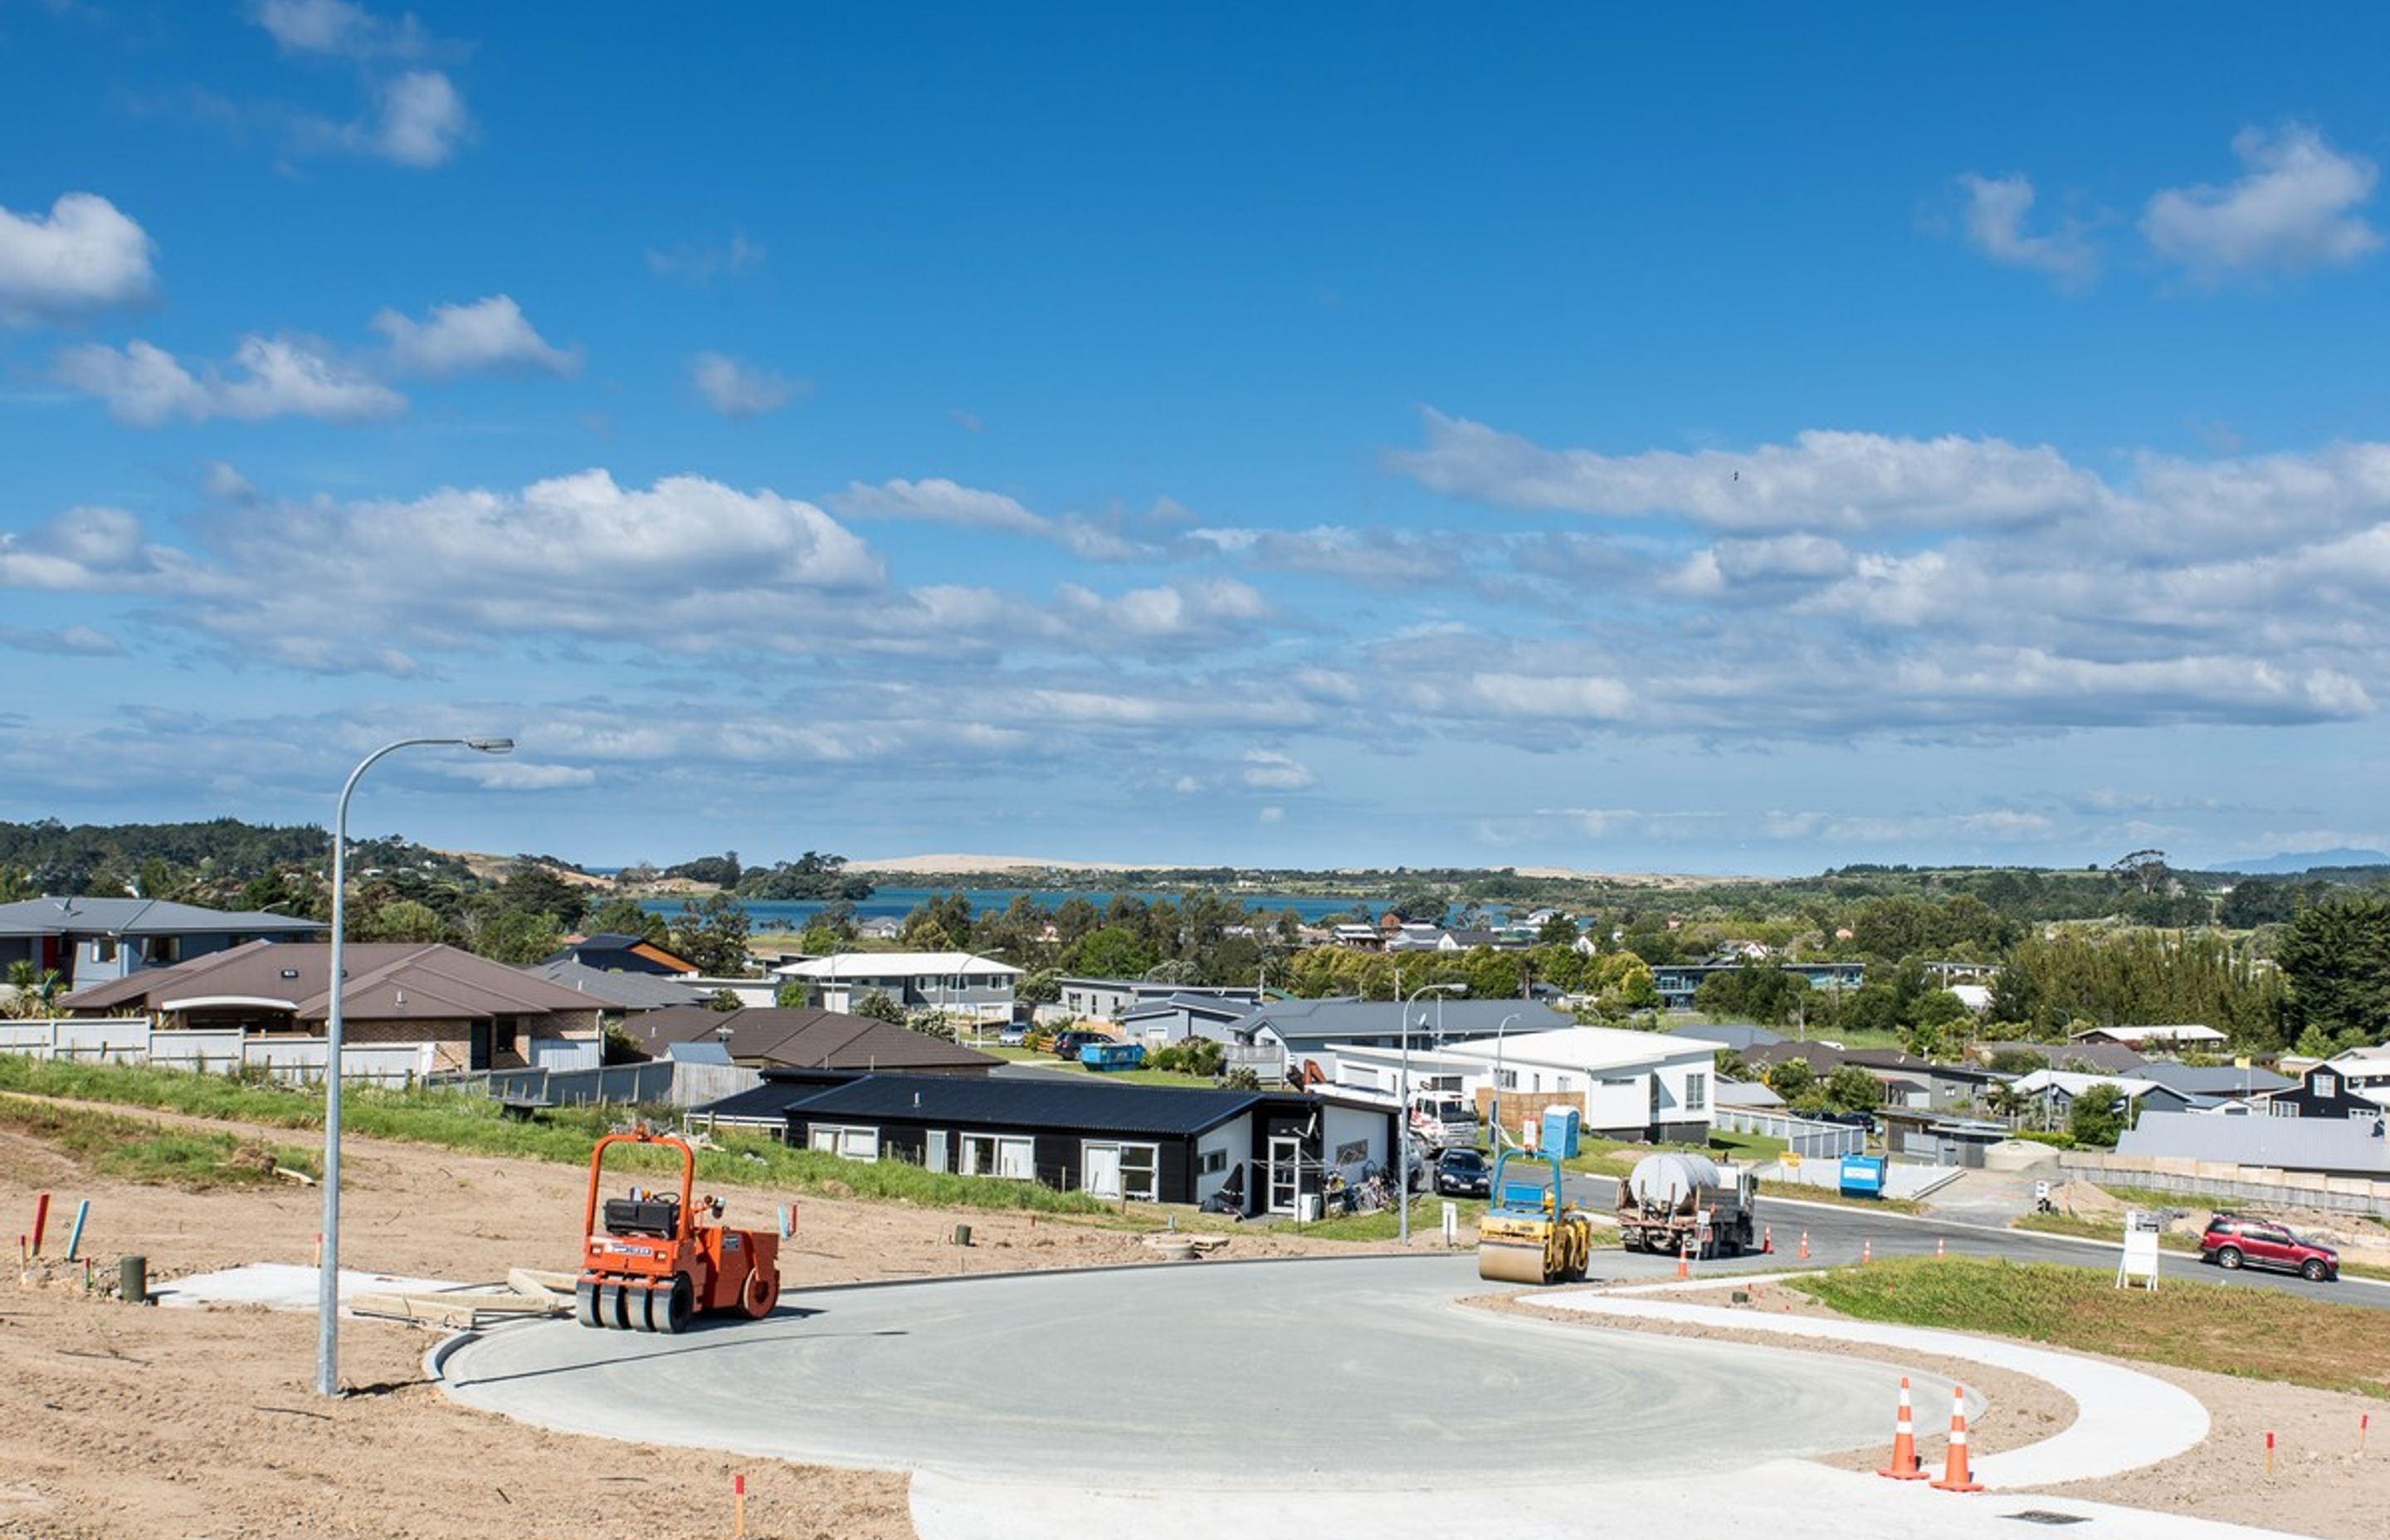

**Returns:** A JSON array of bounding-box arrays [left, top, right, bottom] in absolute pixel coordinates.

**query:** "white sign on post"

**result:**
[[2116, 1208, 2163, 1290]]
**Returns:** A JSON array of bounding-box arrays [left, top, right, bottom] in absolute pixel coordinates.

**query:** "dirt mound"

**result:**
[[2052, 1179, 2124, 1219]]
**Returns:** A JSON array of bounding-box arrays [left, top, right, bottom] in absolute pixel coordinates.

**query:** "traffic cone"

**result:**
[[1798, 1230, 1810, 1260], [1937, 1237, 1947, 1260], [1930, 1386, 1985, 1493], [1877, 1377, 1928, 1480], [1676, 1236, 1690, 1280], [1861, 1239, 1872, 1265], [1763, 1224, 1774, 1255]]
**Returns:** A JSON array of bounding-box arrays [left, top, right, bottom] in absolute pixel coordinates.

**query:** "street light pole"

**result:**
[[1398, 982, 1466, 1245], [1490, 1011, 1521, 1153], [317, 734, 511, 1397]]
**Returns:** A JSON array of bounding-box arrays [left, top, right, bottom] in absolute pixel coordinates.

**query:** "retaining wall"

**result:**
[[2059, 1151, 2390, 1216]]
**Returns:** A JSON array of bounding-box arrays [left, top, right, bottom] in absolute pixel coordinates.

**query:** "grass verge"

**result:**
[[1788, 1255, 2390, 1399], [0, 1056, 1120, 1218], [0, 1099, 318, 1190], [1295, 1196, 1486, 1242]]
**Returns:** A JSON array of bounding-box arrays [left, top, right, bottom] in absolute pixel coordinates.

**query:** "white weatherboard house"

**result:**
[[771, 952, 1021, 1024], [1329, 1026, 1719, 1145]]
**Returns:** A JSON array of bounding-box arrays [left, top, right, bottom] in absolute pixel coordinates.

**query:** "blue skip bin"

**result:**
[[1838, 1153, 1886, 1198], [1079, 1041, 1147, 1072]]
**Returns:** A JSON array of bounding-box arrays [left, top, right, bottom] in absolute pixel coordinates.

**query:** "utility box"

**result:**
[[1838, 1153, 1887, 1198], [1539, 1105, 1582, 1160]]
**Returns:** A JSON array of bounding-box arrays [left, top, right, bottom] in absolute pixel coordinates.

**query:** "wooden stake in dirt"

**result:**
[[2362, 1413, 2371, 1457], [2266, 1430, 2275, 1475], [733, 1472, 746, 1537], [30, 1194, 48, 1257]]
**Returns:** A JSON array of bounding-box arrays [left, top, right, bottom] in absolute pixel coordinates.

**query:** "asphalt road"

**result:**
[[1537, 1167, 2383, 1307], [440, 1255, 1950, 1485]]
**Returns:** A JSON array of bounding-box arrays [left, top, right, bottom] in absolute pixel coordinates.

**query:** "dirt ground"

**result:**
[[1490, 1278, 2390, 1540], [7, 1100, 2386, 1540], [0, 1109, 1402, 1540]]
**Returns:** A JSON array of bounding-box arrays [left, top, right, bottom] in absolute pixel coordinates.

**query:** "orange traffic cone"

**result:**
[[1877, 1377, 1928, 1480], [1763, 1224, 1774, 1255], [1931, 1385, 1985, 1493], [1937, 1236, 1947, 1260], [1798, 1230, 1810, 1260], [1676, 1236, 1690, 1280], [1862, 1239, 1872, 1265]]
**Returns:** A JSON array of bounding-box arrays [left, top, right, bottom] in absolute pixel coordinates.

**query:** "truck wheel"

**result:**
[[742, 1266, 779, 1318]]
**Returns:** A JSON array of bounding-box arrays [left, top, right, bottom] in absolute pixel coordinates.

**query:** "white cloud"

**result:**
[[0, 624, 123, 657], [202, 461, 257, 501], [372, 294, 578, 377], [56, 335, 405, 425], [1389, 411, 2106, 533], [1241, 749, 1316, 791], [645, 231, 764, 280], [439, 758, 597, 792], [2143, 124, 2380, 280], [0, 192, 156, 325], [252, 0, 427, 60], [1258, 806, 1285, 824], [1055, 578, 1271, 641], [1955, 172, 2098, 287], [689, 351, 800, 417], [1172, 775, 1202, 794], [1188, 524, 1450, 587], [832, 478, 1157, 560], [0, 504, 183, 591], [368, 70, 470, 166]]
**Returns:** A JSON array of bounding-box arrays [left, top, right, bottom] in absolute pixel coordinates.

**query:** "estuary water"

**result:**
[[634, 886, 1368, 931]]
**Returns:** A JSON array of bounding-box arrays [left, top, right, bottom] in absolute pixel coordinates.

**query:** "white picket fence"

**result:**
[[0, 1016, 432, 1086]]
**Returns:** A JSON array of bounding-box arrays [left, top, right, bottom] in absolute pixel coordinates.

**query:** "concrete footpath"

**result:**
[[911, 1460, 2296, 1540], [1527, 1288, 2210, 1489]]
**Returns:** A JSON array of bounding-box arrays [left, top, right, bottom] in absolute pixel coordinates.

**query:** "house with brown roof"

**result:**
[[61, 940, 602, 1073], [540, 932, 699, 977], [618, 1004, 1001, 1075]]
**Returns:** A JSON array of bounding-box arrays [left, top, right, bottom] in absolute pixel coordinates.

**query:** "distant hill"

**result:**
[[2215, 848, 2390, 875]]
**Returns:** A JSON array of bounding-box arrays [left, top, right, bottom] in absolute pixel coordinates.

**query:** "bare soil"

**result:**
[[0, 1109, 1388, 1540]]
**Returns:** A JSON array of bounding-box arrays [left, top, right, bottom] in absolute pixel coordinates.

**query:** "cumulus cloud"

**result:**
[[1188, 524, 1450, 587], [252, 0, 428, 60], [2143, 124, 2380, 280], [0, 504, 183, 591], [689, 351, 801, 417], [0, 192, 156, 325], [1955, 172, 2098, 287], [1389, 411, 2106, 533], [1241, 749, 1316, 791], [296, 69, 470, 168], [372, 294, 578, 377], [1055, 578, 1271, 641], [56, 335, 405, 425]]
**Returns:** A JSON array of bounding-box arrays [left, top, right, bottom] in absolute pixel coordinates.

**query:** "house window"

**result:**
[[2315, 1073, 2338, 1099], [808, 1124, 880, 1162], [959, 1133, 1035, 1180], [2270, 1099, 2300, 1118], [91, 938, 118, 963], [1685, 1072, 1708, 1113], [1197, 1148, 1228, 1176], [1495, 1070, 1519, 1090], [1083, 1140, 1159, 1201]]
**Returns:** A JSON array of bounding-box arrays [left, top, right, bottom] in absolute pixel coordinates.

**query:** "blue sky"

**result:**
[[5, 2, 2390, 875]]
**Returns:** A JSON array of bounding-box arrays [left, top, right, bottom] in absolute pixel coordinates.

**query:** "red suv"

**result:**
[[2199, 1214, 2340, 1282]]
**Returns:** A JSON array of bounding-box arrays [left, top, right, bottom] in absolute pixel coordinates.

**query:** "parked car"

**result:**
[[1815, 1109, 1876, 1133], [1435, 1148, 1491, 1197], [2198, 1214, 2339, 1281], [1049, 1030, 1106, 1060], [997, 1023, 1031, 1048]]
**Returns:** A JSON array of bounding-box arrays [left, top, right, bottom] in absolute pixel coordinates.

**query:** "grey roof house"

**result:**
[[619, 1004, 1001, 1075], [1216, 997, 1573, 1077], [0, 896, 325, 992], [521, 958, 705, 1013], [2119, 1109, 2390, 1178]]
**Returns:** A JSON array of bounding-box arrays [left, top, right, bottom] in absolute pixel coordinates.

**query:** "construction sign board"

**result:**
[[2115, 1208, 2163, 1290]]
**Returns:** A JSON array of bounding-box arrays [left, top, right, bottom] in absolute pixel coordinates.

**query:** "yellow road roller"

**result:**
[[1475, 1148, 1593, 1285]]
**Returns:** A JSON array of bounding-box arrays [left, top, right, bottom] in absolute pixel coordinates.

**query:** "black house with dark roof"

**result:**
[[695, 1070, 1397, 1216]]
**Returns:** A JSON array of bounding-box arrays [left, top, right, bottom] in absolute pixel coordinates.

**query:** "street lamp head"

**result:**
[[465, 737, 515, 754]]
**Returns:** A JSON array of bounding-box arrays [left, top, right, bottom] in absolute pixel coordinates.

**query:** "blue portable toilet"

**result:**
[[1539, 1105, 1582, 1160], [1838, 1153, 1887, 1198]]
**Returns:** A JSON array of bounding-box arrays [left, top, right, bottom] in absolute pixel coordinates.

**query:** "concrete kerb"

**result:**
[[1523, 1288, 2211, 1489]]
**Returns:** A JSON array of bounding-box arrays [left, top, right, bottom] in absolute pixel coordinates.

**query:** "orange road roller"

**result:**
[[576, 1128, 780, 1333]]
